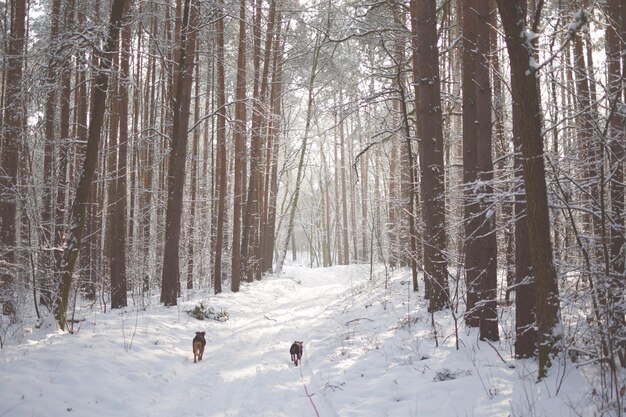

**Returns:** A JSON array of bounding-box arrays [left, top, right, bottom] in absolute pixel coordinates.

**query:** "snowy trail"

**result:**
[[133, 265, 348, 417], [0, 264, 352, 417], [193, 266, 345, 417], [2, 263, 597, 417]]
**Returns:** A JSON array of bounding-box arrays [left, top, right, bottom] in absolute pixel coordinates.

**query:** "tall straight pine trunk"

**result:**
[[54, 0, 129, 329], [213, 0, 227, 294], [496, 0, 560, 379], [160, 0, 199, 305], [460, 0, 499, 341], [0, 0, 26, 317], [410, 0, 449, 312], [231, 0, 248, 292], [605, 0, 625, 367], [110, 7, 132, 309]]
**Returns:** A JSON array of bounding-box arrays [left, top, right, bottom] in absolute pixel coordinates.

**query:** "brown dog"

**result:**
[[290, 341, 303, 366], [193, 331, 206, 363]]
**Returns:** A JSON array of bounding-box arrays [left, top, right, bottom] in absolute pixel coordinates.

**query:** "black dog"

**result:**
[[193, 332, 206, 363], [290, 341, 303, 366]]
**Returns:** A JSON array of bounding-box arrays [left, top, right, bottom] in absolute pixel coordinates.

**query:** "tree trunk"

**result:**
[[40, 0, 62, 307], [339, 102, 350, 265], [605, 0, 625, 366], [496, 0, 560, 379], [475, 0, 499, 342], [231, 0, 248, 292], [54, 0, 129, 329], [461, 0, 498, 341], [186, 55, 201, 291], [263, 19, 286, 275], [387, 101, 400, 269], [410, 0, 450, 312], [461, 0, 480, 326], [242, 0, 275, 282], [213, 0, 227, 294], [111, 7, 132, 309], [512, 59, 535, 359], [160, 0, 199, 306], [258, 1, 280, 276], [0, 0, 26, 317]]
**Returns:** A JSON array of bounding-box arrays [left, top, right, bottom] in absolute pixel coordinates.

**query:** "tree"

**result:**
[[512, 68, 536, 359], [41, 0, 63, 308], [261, 15, 285, 275], [410, 0, 449, 312], [495, 0, 560, 379], [242, 0, 278, 281], [461, 0, 499, 340], [605, 0, 625, 367], [110, 5, 132, 309], [0, 0, 26, 317], [160, 0, 199, 306], [231, 0, 248, 293], [213, 0, 227, 294], [54, 0, 130, 330]]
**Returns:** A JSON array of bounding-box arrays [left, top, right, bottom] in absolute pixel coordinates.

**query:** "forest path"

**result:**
[[148, 265, 349, 417], [0, 265, 353, 417]]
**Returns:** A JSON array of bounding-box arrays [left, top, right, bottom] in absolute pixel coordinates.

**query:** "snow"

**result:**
[[0, 264, 612, 416], [523, 30, 539, 43]]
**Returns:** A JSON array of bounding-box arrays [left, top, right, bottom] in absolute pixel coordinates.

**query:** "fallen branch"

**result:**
[[346, 318, 374, 325], [486, 340, 510, 366]]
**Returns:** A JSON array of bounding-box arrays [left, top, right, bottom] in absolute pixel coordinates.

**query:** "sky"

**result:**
[[0, 263, 615, 417]]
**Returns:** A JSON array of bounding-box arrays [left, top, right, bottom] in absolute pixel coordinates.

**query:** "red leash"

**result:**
[[298, 351, 321, 417]]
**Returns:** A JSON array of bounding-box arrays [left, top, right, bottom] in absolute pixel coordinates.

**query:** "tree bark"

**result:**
[[40, 0, 62, 307], [160, 0, 199, 305], [231, 0, 248, 292], [495, 0, 560, 379], [461, 0, 499, 341], [605, 0, 625, 366], [410, 0, 450, 312], [262, 18, 286, 275], [0, 0, 26, 317], [54, 0, 129, 329], [111, 7, 132, 309], [213, 0, 227, 294], [476, 0, 499, 341]]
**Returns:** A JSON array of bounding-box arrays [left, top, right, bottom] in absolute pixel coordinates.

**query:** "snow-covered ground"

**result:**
[[0, 264, 614, 416]]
